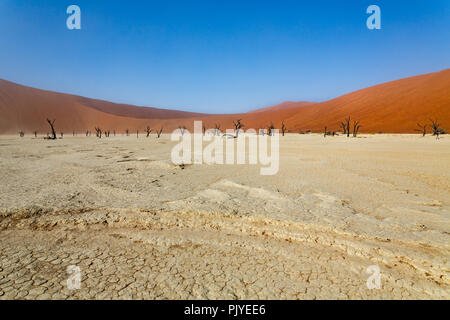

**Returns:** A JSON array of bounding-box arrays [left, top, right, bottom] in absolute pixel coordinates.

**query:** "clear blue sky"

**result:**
[[0, 0, 449, 113]]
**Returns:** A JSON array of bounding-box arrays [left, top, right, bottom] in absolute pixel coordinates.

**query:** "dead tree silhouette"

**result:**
[[345, 117, 351, 137], [214, 124, 221, 136], [339, 122, 346, 136], [94, 127, 102, 138], [353, 121, 361, 137], [125, 129, 129, 136], [267, 123, 275, 136], [233, 119, 244, 137], [156, 127, 163, 138], [19, 131, 24, 137], [46, 119, 57, 140], [146, 126, 152, 137], [430, 119, 445, 139], [178, 126, 187, 136], [281, 121, 287, 136], [339, 117, 351, 137], [416, 123, 427, 137], [324, 126, 327, 138], [34, 131, 37, 138]]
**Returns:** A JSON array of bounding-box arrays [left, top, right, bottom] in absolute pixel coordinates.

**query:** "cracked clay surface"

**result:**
[[0, 134, 449, 299]]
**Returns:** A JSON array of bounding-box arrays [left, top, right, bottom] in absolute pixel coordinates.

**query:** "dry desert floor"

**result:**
[[0, 134, 449, 299]]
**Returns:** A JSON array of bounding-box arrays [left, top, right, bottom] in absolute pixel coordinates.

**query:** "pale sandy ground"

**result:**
[[0, 134, 449, 300]]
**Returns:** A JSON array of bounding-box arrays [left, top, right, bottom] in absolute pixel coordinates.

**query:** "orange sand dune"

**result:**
[[285, 69, 450, 133], [0, 69, 449, 135], [248, 101, 314, 113]]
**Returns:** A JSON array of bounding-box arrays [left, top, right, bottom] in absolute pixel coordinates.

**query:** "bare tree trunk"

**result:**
[[281, 121, 287, 136], [46, 119, 57, 140], [233, 119, 244, 138], [178, 126, 187, 136], [353, 121, 361, 137], [214, 124, 221, 136], [157, 127, 163, 138], [346, 117, 351, 137], [94, 127, 102, 138]]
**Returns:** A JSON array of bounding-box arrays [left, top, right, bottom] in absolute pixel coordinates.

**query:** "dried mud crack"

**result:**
[[0, 208, 448, 300]]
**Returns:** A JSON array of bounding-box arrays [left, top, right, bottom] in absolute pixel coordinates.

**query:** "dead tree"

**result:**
[[352, 121, 361, 137], [156, 127, 163, 138], [146, 126, 152, 137], [46, 119, 57, 140], [94, 127, 102, 138], [86, 130, 89, 137], [415, 123, 427, 137], [113, 130, 116, 137], [214, 124, 221, 136], [202, 124, 206, 136], [430, 119, 445, 139], [345, 117, 351, 137], [281, 121, 287, 136], [233, 119, 244, 138], [267, 123, 275, 136], [324, 126, 327, 138], [60, 132, 64, 138], [125, 129, 129, 136], [19, 131, 24, 137], [137, 130, 139, 138], [339, 122, 347, 135], [339, 117, 351, 137], [178, 126, 187, 136], [34, 131, 37, 138]]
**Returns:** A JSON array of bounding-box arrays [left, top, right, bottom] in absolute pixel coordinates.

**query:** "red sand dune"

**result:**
[[248, 101, 314, 113], [285, 69, 450, 133], [0, 69, 449, 135]]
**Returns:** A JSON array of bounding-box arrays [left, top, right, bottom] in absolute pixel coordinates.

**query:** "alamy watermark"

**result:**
[[66, 5, 81, 30], [170, 121, 279, 175], [367, 5, 381, 30], [66, 5, 380, 31], [66, 265, 81, 290], [366, 265, 382, 290]]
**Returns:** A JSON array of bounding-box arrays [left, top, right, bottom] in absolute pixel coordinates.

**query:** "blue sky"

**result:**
[[0, 0, 449, 113]]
